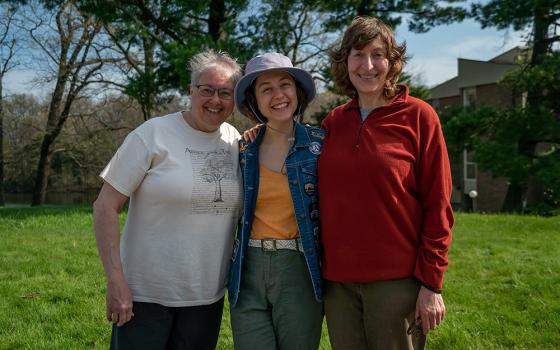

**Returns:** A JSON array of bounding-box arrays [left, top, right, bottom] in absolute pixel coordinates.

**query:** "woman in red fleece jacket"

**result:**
[[319, 16, 454, 350]]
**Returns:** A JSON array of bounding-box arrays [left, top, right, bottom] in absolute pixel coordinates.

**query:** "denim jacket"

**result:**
[[228, 123, 325, 306]]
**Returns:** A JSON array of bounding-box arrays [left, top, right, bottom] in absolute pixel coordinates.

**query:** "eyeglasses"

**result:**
[[195, 85, 234, 100]]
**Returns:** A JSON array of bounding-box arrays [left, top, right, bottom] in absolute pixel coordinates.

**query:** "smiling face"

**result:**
[[188, 67, 235, 132], [347, 37, 389, 103], [254, 70, 298, 128]]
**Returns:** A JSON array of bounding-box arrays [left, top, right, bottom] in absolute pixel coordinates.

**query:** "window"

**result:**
[[463, 87, 476, 107], [463, 149, 477, 195], [463, 150, 477, 180]]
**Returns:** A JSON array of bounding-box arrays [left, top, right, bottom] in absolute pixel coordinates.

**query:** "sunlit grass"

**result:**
[[0, 207, 558, 349]]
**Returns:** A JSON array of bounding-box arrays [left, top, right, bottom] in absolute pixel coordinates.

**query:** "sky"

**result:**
[[3, 17, 527, 96]]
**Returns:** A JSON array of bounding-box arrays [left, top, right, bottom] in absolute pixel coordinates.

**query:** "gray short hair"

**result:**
[[189, 49, 242, 87]]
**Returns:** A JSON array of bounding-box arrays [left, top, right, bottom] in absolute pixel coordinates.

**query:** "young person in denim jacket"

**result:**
[[228, 52, 324, 350]]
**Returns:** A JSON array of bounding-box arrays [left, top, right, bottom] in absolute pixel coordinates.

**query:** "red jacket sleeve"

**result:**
[[414, 104, 454, 291]]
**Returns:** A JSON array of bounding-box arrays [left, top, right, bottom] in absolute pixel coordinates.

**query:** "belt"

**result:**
[[248, 237, 304, 253]]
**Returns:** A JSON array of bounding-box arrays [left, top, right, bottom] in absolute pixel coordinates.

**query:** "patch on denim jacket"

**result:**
[[309, 202, 319, 221], [309, 130, 325, 140], [309, 141, 322, 155], [304, 182, 315, 196]]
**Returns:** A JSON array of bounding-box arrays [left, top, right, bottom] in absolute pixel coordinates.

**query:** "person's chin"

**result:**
[[205, 115, 227, 129], [356, 84, 383, 96]]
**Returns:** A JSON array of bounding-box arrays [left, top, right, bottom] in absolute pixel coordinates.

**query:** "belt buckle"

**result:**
[[261, 239, 277, 252]]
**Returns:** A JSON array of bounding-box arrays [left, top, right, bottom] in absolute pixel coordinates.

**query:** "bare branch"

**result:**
[[27, 12, 60, 65], [103, 24, 143, 74], [0, 8, 18, 76]]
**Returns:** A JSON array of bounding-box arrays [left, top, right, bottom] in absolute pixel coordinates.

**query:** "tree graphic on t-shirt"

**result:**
[[200, 156, 230, 202], [187, 147, 236, 213]]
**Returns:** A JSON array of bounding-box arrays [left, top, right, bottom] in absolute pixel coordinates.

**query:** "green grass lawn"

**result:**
[[0, 207, 558, 349]]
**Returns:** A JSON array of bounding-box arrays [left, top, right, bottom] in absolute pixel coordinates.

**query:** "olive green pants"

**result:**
[[324, 278, 425, 350], [230, 247, 323, 350]]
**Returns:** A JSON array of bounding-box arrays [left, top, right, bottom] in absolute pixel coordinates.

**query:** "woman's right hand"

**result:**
[[106, 277, 134, 327], [242, 124, 263, 142], [415, 286, 446, 335]]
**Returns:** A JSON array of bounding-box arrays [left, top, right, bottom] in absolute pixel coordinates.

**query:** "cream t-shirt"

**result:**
[[100, 112, 242, 307]]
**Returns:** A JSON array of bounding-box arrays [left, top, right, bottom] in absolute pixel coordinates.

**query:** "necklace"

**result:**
[[280, 123, 296, 175]]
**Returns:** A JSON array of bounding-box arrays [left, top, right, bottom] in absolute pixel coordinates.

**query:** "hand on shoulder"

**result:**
[[242, 124, 263, 143]]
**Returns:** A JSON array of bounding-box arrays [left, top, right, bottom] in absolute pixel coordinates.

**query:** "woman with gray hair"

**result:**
[[93, 49, 242, 350]]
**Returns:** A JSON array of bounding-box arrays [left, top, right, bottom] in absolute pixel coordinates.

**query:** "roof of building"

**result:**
[[430, 76, 459, 100], [429, 46, 528, 100], [457, 58, 517, 89], [489, 46, 530, 64]]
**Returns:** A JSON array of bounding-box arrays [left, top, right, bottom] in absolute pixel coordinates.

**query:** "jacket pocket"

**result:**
[[301, 162, 318, 181]]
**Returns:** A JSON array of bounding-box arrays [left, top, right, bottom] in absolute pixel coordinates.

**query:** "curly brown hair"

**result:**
[[241, 76, 310, 124], [330, 16, 407, 100]]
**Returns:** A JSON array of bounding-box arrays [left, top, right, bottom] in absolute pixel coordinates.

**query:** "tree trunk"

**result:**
[[501, 140, 537, 212], [357, 0, 370, 16], [30, 85, 64, 206], [520, 140, 540, 207], [30, 75, 67, 206], [208, 0, 226, 42], [141, 34, 155, 121], [520, 6, 549, 207], [0, 80, 4, 206], [31, 136, 55, 206], [501, 181, 524, 213], [461, 194, 473, 212], [502, 4, 550, 210]]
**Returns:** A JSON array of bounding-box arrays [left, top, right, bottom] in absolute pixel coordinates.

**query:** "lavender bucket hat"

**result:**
[[234, 52, 316, 117]]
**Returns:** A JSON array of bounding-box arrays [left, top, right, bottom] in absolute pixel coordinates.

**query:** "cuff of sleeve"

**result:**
[[415, 277, 442, 294]]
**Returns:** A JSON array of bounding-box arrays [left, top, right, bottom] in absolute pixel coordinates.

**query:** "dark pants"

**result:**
[[110, 298, 224, 350], [324, 278, 425, 350]]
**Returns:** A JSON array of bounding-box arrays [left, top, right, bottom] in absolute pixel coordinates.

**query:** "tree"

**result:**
[[463, 0, 560, 212], [200, 152, 231, 202], [400, 71, 431, 101], [320, 0, 468, 33], [79, 0, 175, 121], [244, 0, 336, 79], [84, 0, 465, 97], [23, 1, 117, 205], [80, 0, 252, 97], [101, 22, 160, 121], [2, 94, 44, 194], [0, 4, 19, 206]]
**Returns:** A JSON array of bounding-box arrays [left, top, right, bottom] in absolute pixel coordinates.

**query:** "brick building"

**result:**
[[428, 47, 529, 212]]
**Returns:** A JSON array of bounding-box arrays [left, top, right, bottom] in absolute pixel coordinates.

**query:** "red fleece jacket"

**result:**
[[318, 86, 453, 291]]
